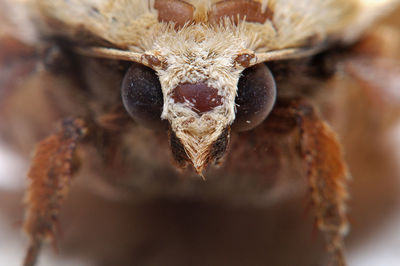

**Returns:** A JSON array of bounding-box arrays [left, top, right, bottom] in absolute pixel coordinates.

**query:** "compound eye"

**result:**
[[121, 63, 166, 129], [232, 63, 276, 132]]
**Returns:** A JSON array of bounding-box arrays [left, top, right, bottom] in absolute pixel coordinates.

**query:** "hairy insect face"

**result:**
[[120, 24, 275, 173], [157, 28, 245, 172], [28, 0, 392, 174], [1, 1, 400, 266]]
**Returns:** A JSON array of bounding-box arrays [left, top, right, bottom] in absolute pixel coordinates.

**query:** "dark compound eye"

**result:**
[[232, 63, 276, 132], [121, 63, 166, 129]]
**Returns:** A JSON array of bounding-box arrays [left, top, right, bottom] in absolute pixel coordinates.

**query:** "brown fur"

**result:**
[[23, 118, 86, 266]]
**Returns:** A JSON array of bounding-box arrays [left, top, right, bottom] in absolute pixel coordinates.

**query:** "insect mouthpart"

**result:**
[[169, 121, 231, 175]]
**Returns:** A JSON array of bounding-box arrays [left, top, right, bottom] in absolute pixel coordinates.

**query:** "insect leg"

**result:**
[[288, 100, 349, 266], [22, 118, 87, 266]]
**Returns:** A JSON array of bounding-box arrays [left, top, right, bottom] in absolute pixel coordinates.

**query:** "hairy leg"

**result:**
[[273, 99, 349, 266], [23, 118, 86, 266]]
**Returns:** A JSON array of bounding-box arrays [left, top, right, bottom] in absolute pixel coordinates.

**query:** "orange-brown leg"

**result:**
[[274, 99, 349, 266], [22, 118, 86, 266]]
